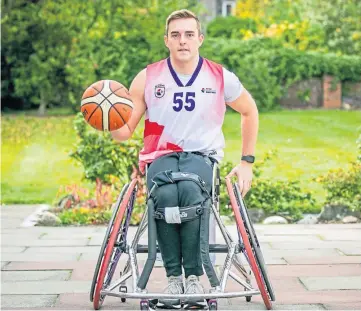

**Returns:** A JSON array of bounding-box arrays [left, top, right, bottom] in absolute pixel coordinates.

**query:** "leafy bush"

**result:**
[[316, 162, 361, 212], [357, 130, 361, 162], [53, 113, 146, 225], [57, 207, 112, 225], [206, 16, 258, 39], [218, 150, 317, 222], [69, 113, 143, 185], [201, 37, 361, 111]]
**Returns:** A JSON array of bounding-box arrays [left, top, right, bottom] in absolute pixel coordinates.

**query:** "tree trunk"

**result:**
[[38, 90, 47, 116]]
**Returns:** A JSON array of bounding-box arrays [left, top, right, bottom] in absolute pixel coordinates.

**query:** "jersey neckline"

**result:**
[[167, 56, 204, 87]]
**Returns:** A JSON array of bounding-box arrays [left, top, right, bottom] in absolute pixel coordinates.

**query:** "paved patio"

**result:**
[[1, 204, 361, 310]]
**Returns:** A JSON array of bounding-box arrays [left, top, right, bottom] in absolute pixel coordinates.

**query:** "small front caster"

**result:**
[[119, 285, 127, 303], [208, 299, 218, 310], [140, 300, 149, 310]]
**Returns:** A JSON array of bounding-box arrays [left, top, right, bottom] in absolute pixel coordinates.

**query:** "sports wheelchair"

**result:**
[[90, 161, 275, 310]]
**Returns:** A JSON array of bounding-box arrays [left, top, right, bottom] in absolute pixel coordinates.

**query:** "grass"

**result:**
[[1, 109, 360, 204]]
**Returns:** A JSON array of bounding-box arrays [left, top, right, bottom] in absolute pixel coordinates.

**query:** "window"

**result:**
[[222, 1, 235, 17]]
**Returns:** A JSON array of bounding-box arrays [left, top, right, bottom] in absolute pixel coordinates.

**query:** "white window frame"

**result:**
[[222, 1, 236, 17]]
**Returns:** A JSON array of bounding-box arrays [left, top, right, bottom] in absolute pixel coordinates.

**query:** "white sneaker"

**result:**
[[157, 275, 184, 309], [183, 275, 207, 309]]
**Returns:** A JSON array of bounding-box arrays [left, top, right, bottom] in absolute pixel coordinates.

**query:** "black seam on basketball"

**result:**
[[81, 102, 99, 108], [91, 85, 103, 94], [82, 87, 105, 102], [86, 105, 100, 123], [99, 86, 124, 100], [109, 102, 127, 128]]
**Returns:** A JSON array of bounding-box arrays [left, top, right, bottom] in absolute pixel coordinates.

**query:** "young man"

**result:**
[[111, 9, 259, 309]]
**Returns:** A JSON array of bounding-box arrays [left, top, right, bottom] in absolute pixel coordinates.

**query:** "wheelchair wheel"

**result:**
[[234, 183, 276, 302], [225, 178, 273, 310], [91, 179, 137, 310], [90, 183, 129, 303]]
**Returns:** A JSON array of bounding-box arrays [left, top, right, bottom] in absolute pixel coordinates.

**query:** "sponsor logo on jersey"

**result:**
[[201, 87, 216, 94], [155, 84, 165, 98]]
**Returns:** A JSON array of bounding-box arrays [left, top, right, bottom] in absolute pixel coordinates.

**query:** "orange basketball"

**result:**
[[80, 80, 133, 131]]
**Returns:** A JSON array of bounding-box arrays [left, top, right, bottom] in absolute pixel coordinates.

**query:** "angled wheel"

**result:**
[[225, 178, 274, 310], [234, 183, 276, 302], [91, 179, 137, 310]]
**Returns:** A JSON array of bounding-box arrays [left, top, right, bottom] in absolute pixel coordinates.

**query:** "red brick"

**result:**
[[323, 75, 341, 109]]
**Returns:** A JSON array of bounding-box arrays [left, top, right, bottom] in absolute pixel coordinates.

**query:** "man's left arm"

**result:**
[[226, 88, 259, 197]]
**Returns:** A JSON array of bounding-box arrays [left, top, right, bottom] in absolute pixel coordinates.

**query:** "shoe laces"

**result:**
[[185, 275, 204, 294], [164, 276, 183, 294]]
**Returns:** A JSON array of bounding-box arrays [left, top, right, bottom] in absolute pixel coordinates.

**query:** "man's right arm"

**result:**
[[111, 69, 147, 141]]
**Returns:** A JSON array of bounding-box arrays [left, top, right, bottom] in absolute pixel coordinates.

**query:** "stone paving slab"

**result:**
[[1, 238, 90, 247], [258, 235, 322, 242], [267, 264, 361, 277], [1, 270, 71, 282], [1, 247, 26, 253], [300, 276, 361, 290], [54, 294, 327, 311], [233, 290, 361, 304], [1, 253, 80, 262], [1, 262, 10, 269], [284, 256, 361, 265], [319, 232, 361, 241], [2, 261, 93, 271], [1, 295, 58, 309], [337, 247, 361, 256], [1, 281, 90, 295], [323, 302, 361, 310], [2, 206, 361, 310], [264, 248, 341, 258], [23, 246, 100, 254], [270, 241, 360, 250], [38, 233, 105, 240]]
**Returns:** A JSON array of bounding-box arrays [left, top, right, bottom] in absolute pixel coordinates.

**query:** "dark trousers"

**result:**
[[146, 152, 213, 278]]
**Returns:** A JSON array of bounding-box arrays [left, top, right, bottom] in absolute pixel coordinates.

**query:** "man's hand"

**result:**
[[226, 162, 253, 197]]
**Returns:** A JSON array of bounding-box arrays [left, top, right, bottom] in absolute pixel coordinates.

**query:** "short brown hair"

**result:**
[[165, 9, 202, 35]]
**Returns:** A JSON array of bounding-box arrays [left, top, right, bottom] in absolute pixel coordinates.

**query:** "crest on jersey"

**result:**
[[155, 84, 165, 98]]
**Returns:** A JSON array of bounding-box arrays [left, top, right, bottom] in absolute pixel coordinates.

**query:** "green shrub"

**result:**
[[317, 162, 361, 212], [57, 207, 112, 225], [206, 16, 258, 39], [357, 130, 361, 163], [69, 113, 143, 185], [202, 37, 361, 111], [218, 150, 317, 221]]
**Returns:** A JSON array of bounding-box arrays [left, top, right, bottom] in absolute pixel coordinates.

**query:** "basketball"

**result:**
[[80, 80, 133, 131]]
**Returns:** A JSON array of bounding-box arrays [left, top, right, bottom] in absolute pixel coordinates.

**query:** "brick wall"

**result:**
[[323, 75, 341, 109]]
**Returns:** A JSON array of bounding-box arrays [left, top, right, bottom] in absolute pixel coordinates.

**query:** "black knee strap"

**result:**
[[154, 203, 204, 222], [148, 170, 210, 200]]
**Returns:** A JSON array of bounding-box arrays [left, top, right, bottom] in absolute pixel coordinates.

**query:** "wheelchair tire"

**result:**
[[234, 183, 276, 302], [92, 179, 137, 310], [225, 178, 273, 310], [90, 183, 129, 303]]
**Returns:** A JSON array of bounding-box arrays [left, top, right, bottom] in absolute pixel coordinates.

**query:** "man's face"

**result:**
[[164, 18, 204, 62]]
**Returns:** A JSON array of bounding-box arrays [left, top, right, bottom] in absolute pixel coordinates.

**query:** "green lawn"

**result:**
[[1, 109, 360, 204]]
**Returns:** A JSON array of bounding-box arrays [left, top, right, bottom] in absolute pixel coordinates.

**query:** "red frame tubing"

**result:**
[[225, 178, 272, 310], [93, 179, 138, 310]]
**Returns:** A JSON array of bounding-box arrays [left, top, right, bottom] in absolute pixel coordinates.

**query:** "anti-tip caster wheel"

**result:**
[[208, 299, 218, 310], [246, 295, 252, 302], [140, 300, 149, 310], [119, 285, 127, 303]]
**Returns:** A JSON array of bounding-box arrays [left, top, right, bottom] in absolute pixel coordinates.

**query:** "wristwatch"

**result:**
[[241, 155, 255, 163]]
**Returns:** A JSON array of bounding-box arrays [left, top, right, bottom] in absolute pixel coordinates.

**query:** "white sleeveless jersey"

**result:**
[[138, 57, 240, 173]]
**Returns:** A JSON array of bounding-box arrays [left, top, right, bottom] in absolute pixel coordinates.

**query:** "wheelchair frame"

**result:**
[[90, 162, 275, 310]]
